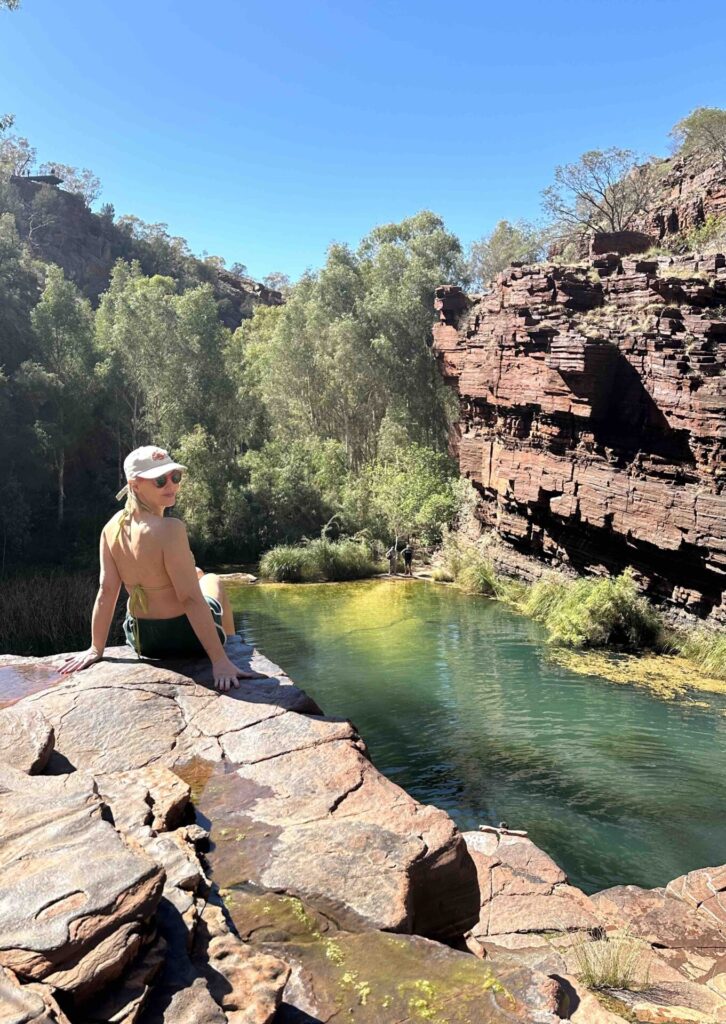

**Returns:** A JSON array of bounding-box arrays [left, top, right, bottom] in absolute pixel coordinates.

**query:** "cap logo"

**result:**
[[151, 449, 167, 461]]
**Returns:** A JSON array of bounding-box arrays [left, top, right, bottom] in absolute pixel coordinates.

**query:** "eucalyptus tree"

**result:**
[[542, 148, 661, 245], [241, 211, 466, 470], [21, 265, 96, 525], [38, 162, 102, 206], [468, 219, 545, 290], [670, 107, 726, 168], [95, 261, 178, 453]]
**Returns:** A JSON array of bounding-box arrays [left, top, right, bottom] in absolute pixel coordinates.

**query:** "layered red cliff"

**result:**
[[433, 252, 726, 620]]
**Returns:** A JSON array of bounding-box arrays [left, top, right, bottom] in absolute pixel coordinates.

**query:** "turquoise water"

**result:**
[[231, 579, 726, 894]]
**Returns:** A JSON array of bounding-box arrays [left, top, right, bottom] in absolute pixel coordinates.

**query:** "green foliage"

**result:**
[[22, 265, 97, 524], [244, 212, 465, 468], [671, 627, 726, 680], [436, 531, 499, 596], [684, 214, 726, 253], [259, 538, 380, 583], [468, 219, 545, 289], [670, 107, 726, 167], [243, 437, 347, 551], [520, 570, 663, 650], [353, 430, 458, 546], [458, 558, 499, 596], [96, 262, 233, 451]]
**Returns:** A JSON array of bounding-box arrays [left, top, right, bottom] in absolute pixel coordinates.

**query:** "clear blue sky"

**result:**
[[1, 0, 725, 281]]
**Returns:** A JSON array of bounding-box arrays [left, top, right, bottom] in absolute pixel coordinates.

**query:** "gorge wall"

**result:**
[[433, 249, 726, 621], [633, 155, 726, 241], [5, 176, 283, 327]]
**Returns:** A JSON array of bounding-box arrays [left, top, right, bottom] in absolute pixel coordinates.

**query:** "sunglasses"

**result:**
[[153, 470, 183, 488]]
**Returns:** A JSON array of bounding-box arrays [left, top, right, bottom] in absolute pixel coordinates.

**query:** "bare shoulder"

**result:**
[[160, 517, 188, 545]]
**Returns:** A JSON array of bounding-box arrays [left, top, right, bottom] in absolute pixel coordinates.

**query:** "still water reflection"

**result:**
[[231, 579, 726, 893]]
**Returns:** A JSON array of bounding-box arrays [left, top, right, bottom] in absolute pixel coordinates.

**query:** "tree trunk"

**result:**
[[131, 393, 138, 450], [57, 449, 65, 526], [117, 419, 123, 489]]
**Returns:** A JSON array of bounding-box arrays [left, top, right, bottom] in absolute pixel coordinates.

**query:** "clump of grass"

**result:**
[[259, 538, 380, 583], [458, 558, 499, 596], [571, 929, 651, 992], [258, 545, 311, 582], [670, 626, 726, 680], [519, 570, 663, 651], [437, 530, 501, 596], [0, 571, 125, 656], [430, 566, 455, 583]]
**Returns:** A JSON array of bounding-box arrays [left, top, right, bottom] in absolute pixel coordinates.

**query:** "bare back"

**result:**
[[103, 511, 194, 619]]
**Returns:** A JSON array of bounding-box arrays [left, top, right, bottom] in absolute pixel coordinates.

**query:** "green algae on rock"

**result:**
[[548, 648, 726, 702]]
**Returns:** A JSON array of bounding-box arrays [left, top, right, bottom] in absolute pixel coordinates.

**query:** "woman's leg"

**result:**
[[199, 573, 235, 637]]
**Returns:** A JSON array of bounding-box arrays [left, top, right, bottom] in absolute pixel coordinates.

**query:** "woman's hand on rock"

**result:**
[[59, 648, 101, 675], [212, 655, 266, 691]]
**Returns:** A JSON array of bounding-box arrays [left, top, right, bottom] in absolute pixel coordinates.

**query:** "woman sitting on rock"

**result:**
[[60, 445, 255, 691]]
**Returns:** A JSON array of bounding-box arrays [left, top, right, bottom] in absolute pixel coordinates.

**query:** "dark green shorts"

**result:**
[[124, 596, 225, 658]]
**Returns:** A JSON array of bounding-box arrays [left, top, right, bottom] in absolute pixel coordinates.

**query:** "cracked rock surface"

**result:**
[[0, 705, 54, 774], [3, 638, 726, 1023], [463, 830, 726, 1023], [10, 642, 479, 941]]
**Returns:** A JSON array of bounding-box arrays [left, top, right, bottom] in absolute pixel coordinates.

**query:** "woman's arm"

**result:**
[[60, 530, 122, 674], [162, 519, 245, 690]]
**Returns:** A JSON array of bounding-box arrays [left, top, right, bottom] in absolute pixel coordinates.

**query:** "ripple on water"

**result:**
[[230, 579, 726, 893]]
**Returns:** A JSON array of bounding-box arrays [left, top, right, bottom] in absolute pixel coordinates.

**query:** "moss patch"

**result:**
[[549, 648, 726, 703]]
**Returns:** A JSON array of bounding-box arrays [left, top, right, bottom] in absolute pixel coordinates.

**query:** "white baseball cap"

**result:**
[[116, 446, 187, 500]]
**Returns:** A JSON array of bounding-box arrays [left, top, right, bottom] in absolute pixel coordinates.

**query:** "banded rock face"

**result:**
[[633, 156, 726, 243], [433, 250, 726, 619]]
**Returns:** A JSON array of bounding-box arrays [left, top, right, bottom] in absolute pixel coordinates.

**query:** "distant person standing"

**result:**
[[402, 541, 414, 576], [386, 543, 398, 576]]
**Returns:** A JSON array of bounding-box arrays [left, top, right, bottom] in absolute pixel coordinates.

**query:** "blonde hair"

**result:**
[[114, 484, 155, 543]]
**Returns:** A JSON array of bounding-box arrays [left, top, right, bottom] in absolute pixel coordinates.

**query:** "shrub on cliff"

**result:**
[[670, 107, 726, 168], [467, 220, 546, 290], [541, 147, 662, 252], [259, 538, 380, 583], [521, 570, 663, 651]]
